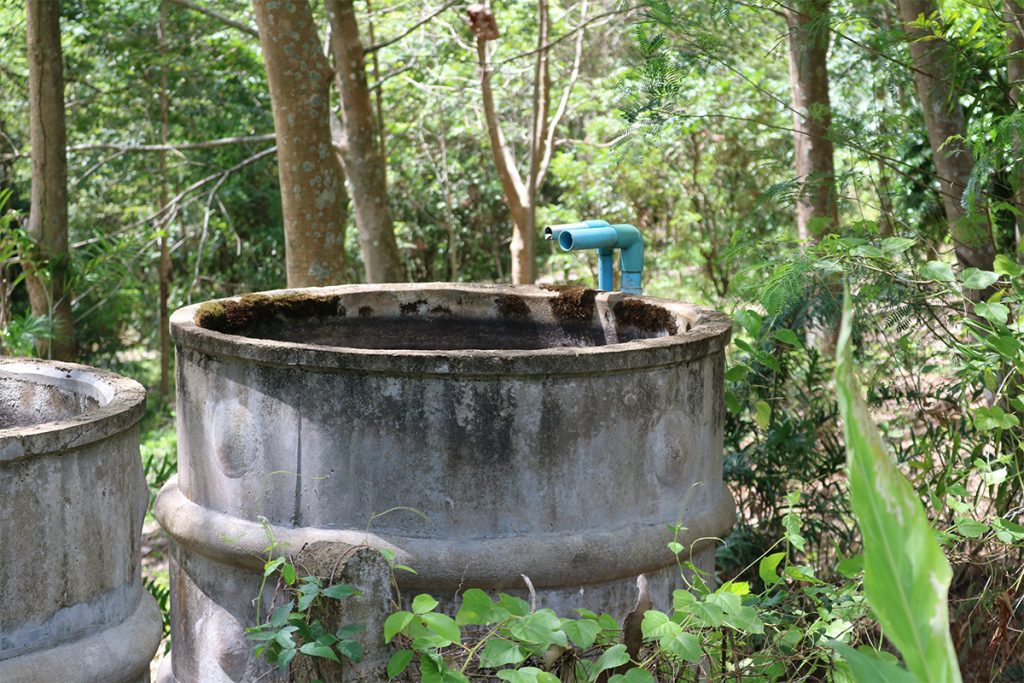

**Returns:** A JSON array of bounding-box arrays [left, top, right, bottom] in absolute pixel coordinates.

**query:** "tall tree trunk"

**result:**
[[326, 0, 404, 283], [158, 0, 172, 399], [468, 0, 586, 285], [1006, 0, 1024, 260], [25, 0, 75, 360], [253, 0, 348, 287], [896, 0, 997, 274], [784, 0, 839, 242]]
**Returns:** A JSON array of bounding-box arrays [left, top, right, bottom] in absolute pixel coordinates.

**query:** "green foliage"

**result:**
[[245, 529, 365, 675]]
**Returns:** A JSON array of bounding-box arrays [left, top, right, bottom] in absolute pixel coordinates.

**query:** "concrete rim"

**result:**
[[170, 283, 732, 378], [0, 591, 162, 683], [0, 357, 147, 462], [156, 477, 735, 589]]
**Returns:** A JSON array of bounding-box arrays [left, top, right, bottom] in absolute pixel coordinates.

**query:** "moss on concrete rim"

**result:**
[[194, 292, 344, 334]]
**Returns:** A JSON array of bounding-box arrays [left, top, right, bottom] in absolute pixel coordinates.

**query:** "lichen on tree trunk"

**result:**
[[253, 0, 349, 288]]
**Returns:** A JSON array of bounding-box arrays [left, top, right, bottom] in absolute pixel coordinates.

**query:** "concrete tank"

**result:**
[[157, 283, 733, 682], [0, 358, 162, 683]]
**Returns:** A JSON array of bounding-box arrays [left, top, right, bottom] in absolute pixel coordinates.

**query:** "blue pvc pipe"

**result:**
[[555, 223, 644, 295], [543, 219, 609, 243]]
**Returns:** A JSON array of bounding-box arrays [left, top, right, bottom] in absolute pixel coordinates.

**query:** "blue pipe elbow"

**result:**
[[556, 223, 644, 294]]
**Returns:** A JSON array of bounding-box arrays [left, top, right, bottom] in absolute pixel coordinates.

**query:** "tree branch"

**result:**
[[365, 0, 460, 53], [166, 0, 259, 37], [477, 38, 529, 213]]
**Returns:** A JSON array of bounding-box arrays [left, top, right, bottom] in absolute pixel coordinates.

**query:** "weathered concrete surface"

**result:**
[[158, 283, 734, 682], [0, 358, 161, 683]]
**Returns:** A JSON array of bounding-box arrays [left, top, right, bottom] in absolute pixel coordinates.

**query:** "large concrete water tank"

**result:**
[[157, 283, 733, 682], [0, 358, 162, 683]]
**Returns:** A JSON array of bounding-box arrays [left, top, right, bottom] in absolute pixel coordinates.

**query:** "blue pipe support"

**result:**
[[556, 224, 644, 295]]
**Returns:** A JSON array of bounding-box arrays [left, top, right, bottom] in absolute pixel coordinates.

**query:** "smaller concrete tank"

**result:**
[[0, 358, 162, 683]]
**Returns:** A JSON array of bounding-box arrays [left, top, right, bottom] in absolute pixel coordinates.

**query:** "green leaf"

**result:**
[[336, 623, 365, 639], [919, 260, 955, 283], [992, 518, 1024, 543], [836, 554, 864, 578], [336, 638, 363, 662], [280, 562, 296, 586], [264, 557, 285, 577], [960, 268, 999, 290], [724, 364, 749, 382], [478, 638, 528, 668], [496, 593, 531, 617], [384, 611, 414, 643], [421, 612, 461, 645], [322, 583, 360, 600], [954, 517, 988, 539], [608, 668, 655, 683], [508, 609, 567, 647], [269, 602, 294, 628], [774, 328, 801, 346], [880, 237, 916, 254], [974, 302, 1009, 325], [495, 668, 558, 683], [563, 618, 601, 649], [758, 552, 785, 586], [754, 400, 771, 429], [457, 588, 507, 625], [387, 649, 414, 678], [661, 631, 702, 662], [299, 641, 340, 663], [835, 290, 961, 683], [641, 610, 680, 639], [974, 406, 1020, 431], [412, 594, 439, 615], [831, 643, 919, 683], [593, 644, 631, 674], [993, 254, 1023, 277]]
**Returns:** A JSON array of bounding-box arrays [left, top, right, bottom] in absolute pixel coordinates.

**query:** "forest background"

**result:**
[[1, 0, 1023, 680]]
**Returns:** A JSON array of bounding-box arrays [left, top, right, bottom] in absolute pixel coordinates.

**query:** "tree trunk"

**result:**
[[253, 0, 348, 287], [158, 0, 172, 400], [896, 0, 996, 273], [25, 0, 75, 360], [326, 0, 404, 283], [469, 0, 585, 285], [784, 0, 839, 242], [1006, 0, 1024, 260]]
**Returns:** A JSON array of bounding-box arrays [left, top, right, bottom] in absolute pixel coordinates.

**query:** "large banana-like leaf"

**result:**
[[834, 291, 961, 683]]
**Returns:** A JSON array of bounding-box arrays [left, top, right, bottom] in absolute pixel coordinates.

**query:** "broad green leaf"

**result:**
[[974, 302, 1009, 325], [387, 649, 414, 677], [497, 593, 531, 617], [495, 667, 558, 683], [593, 644, 631, 674], [725, 364, 750, 382], [457, 588, 507, 626], [383, 611, 414, 643], [960, 268, 999, 290], [919, 261, 955, 283], [759, 552, 786, 586], [299, 641, 340, 662], [835, 291, 961, 683], [322, 583, 359, 600], [831, 643, 919, 683], [881, 237, 916, 254], [661, 631, 702, 662], [993, 254, 1023, 277], [280, 562, 296, 586], [563, 618, 601, 648], [269, 602, 294, 628], [974, 406, 1020, 431], [508, 609, 567, 648], [264, 557, 285, 577], [479, 638, 528, 668], [421, 612, 461, 645], [755, 400, 771, 429], [412, 594, 439, 615], [836, 554, 864, 578], [608, 668, 655, 683], [641, 610, 680, 639], [992, 518, 1024, 542], [774, 328, 801, 346], [953, 518, 988, 539]]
